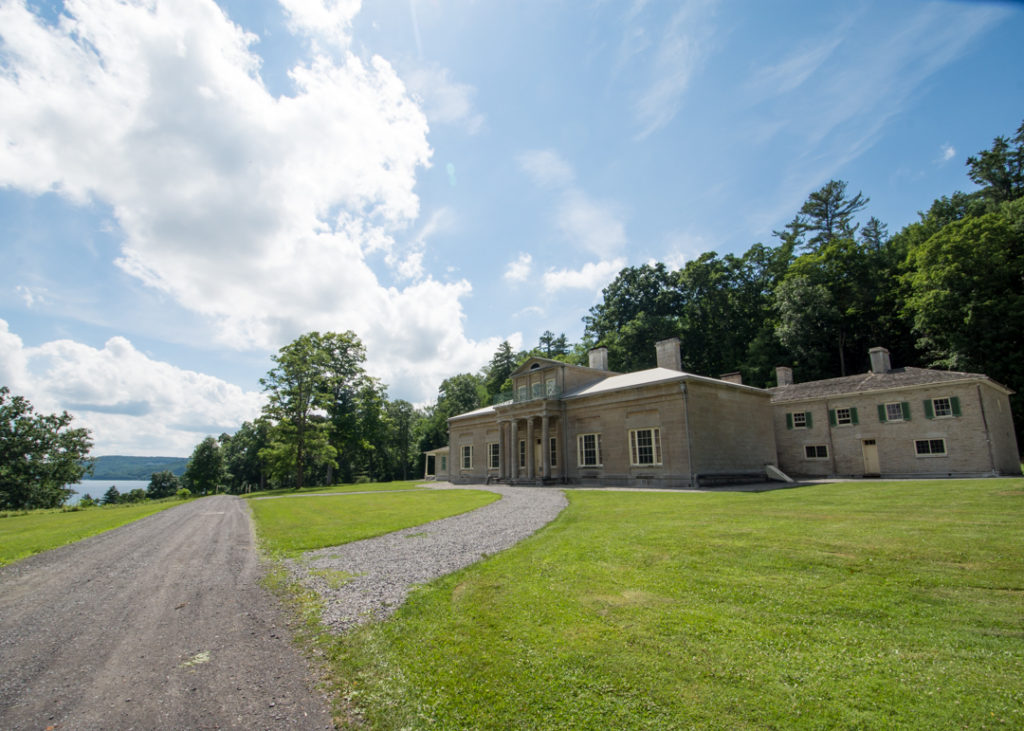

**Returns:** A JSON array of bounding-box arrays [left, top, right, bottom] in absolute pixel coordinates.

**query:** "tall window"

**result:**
[[549, 437, 557, 467], [546, 377, 557, 396], [518, 439, 526, 468], [577, 433, 602, 467], [488, 442, 500, 469], [629, 428, 662, 466], [461, 444, 473, 469]]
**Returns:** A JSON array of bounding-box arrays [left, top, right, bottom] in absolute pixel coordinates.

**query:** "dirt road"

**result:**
[[0, 495, 333, 730]]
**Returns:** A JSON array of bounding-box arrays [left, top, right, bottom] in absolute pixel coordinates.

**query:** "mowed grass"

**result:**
[[0, 501, 181, 566], [250, 488, 500, 557], [242, 479, 427, 499], [320, 479, 1024, 730]]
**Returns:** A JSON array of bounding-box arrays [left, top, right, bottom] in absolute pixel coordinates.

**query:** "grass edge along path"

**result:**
[[242, 479, 427, 500], [0, 500, 184, 566], [249, 488, 501, 558], [315, 479, 1024, 730]]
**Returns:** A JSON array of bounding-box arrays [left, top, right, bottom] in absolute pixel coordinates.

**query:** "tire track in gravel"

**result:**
[[0, 495, 333, 730]]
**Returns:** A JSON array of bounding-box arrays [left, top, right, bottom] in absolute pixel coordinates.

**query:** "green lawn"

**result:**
[[314, 479, 1024, 730], [0, 501, 182, 566], [242, 479, 428, 499], [250, 488, 500, 557]]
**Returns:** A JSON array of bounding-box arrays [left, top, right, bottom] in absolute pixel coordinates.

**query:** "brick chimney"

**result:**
[[776, 366, 793, 387], [588, 346, 609, 371], [869, 347, 892, 374], [655, 337, 682, 371], [720, 372, 743, 384]]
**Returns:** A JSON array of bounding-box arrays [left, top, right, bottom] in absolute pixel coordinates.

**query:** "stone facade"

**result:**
[[438, 344, 1020, 486]]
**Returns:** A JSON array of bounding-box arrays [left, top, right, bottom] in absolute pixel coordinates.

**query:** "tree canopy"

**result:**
[[0, 387, 93, 510]]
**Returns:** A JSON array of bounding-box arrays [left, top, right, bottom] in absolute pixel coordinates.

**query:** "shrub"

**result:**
[[176, 487, 191, 500], [79, 494, 98, 508]]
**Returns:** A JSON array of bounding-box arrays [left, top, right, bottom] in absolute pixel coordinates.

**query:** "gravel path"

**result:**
[[0, 495, 333, 730], [286, 484, 568, 633]]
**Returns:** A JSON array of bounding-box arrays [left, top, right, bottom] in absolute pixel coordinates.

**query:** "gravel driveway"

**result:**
[[286, 484, 568, 633], [0, 495, 333, 730]]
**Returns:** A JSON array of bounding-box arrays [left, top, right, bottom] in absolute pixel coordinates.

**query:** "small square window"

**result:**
[[932, 398, 952, 418], [835, 408, 852, 425], [629, 428, 662, 466], [804, 444, 829, 460], [792, 412, 807, 428], [915, 439, 947, 456], [885, 402, 904, 422]]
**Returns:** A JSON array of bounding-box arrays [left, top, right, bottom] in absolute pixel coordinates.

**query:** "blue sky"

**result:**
[[1, 0, 1022, 456]]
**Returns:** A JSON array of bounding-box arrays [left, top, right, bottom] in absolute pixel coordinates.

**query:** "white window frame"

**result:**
[[915, 438, 947, 457], [487, 442, 500, 470], [461, 444, 473, 470], [577, 433, 602, 467], [931, 397, 953, 419], [628, 427, 663, 466], [885, 402, 904, 422], [835, 408, 853, 426], [791, 412, 807, 429], [804, 444, 829, 460]]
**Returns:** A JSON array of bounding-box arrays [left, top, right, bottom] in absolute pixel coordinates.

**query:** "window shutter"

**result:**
[[786, 413, 793, 429], [877, 404, 887, 423], [851, 407, 859, 425], [829, 409, 837, 426], [901, 402, 911, 421], [924, 399, 934, 419], [951, 396, 961, 416], [805, 411, 813, 428]]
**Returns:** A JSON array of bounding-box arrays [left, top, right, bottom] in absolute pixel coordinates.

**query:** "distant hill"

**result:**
[[90, 456, 189, 480]]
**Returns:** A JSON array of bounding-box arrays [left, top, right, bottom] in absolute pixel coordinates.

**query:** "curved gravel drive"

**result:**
[[0, 495, 333, 730], [286, 485, 567, 633]]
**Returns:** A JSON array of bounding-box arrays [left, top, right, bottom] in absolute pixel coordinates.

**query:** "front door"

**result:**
[[861, 439, 880, 476]]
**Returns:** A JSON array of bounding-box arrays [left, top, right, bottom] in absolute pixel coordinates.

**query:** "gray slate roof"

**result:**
[[769, 366, 1011, 403]]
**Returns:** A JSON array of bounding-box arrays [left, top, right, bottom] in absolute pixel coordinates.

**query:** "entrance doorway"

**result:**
[[861, 439, 880, 477]]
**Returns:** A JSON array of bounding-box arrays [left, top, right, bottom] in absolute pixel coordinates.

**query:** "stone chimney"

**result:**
[[869, 346, 892, 374], [776, 366, 793, 387], [588, 346, 609, 371], [655, 337, 682, 371], [720, 371, 743, 384]]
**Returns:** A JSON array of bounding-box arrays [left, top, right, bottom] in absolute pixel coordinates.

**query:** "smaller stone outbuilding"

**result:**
[[770, 347, 1020, 478]]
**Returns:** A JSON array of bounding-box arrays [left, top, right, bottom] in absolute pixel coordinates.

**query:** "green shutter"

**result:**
[[829, 409, 837, 426], [786, 413, 793, 430], [805, 411, 813, 428], [877, 404, 887, 423], [901, 402, 911, 421], [851, 407, 859, 425], [951, 396, 961, 416], [924, 399, 934, 419]]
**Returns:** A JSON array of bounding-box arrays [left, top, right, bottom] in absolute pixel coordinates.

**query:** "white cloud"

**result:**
[[633, 0, 719, 140], [0, 319, 263, 456], [0, 0, 492, 405], [518, 149, 575, 188], [504, 253, 533, 283], [405, 65, 484, 134], [661, 231, 711, 269], [940, 142, 956, 163], [543, 259, 626, 293], [557, 191, 628, 258], [279, 0, 362, 49], [747, 37, 843, 100], [15, 285, 48, 308]]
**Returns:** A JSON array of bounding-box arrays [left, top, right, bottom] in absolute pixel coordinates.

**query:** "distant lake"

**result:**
[[67, 479, 151, 504]]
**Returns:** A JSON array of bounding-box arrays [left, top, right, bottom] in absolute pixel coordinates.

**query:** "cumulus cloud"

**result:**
[[0, 319, 263, 456], [504, 253, 533, 283], [940, 142, 956, 163], [543, 259, 626, 293], [0, 0, 492, 405]]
